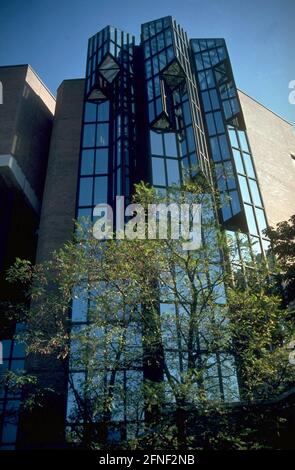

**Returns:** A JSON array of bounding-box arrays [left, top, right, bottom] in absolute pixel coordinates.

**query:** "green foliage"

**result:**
[[3, 182, 295, 450], [265, 214, 295, 304]]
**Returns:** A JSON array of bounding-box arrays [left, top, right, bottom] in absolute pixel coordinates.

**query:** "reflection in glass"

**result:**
[[95, 148, 108, 174], [96, 123, 109, 146], [210, 136, 221, 161], [150, 131, 164, 155], [84, 102, 97, 122], [94, 176, 108, 204], [79, 177, 93, 206], [244, 204, 258, 235], [83, 124, 96, 148], [152, 157, 166, 186], [238, 175, 251, 203], [249, 179, 262, 206], [166, 159, 180, 185], [228, 128, 238, 148], [97, 101, 110, 121], [243, 153, 255, 178], [233, 149, 244, 174], [164, 133, 177, 157], [255, 207, 267, 234], [81, 150, 94, 175], [238, 130, 249, 152]]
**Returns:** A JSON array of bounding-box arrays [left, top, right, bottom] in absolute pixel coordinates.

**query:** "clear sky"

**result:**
[[0, 0, 294, 126]]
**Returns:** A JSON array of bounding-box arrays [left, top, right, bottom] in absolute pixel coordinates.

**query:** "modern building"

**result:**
[[0, 16, 295, 449]]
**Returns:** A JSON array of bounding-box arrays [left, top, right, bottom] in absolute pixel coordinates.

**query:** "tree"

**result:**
[[265, 214, 295, 306], [2, 182, 295, 450]]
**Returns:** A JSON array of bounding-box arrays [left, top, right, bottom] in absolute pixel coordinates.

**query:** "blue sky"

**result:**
[[0, 0, 294, 126]]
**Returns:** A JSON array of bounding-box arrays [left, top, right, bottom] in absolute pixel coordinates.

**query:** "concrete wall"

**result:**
[[0, 65, 55, 211], [36, 78, 85, 262], [0, 65, 55, 296], [239, 90, 295, 227]]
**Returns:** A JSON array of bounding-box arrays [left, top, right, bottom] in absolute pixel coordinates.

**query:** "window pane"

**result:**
[[249, 179, 262, 206], [255, 208, 267, 234], [182, 101, 191, 126], [159, 51, 166, 70], [210, 136, 221, 162], [147, 79, 153, 100], [165, 29, 173, 46], [238, 130, 249, 152], [152, 157, 166, 186], [244, 204, 258, 235], [72, 287, 88, 322], [153, 55, 159, 74], [94, 176, 108, 204], [238, 175, 251, 203], [96, 123, 109, 146], [154, 76, 160, 97], [167, 159, 180, 186], [2, 340, 12, 359], [84, 102, 97, 122], [202, 91, 211, 112], [79, 177, 93, 206], [81, 150, 94, 175], [230, 190, 240, 215], [214, 111, 224, 134], [145, 59, 152, 79], [243, 153, 255, 178], [205, 69, 214, 88], [158, 33, 164, 51], [215, 164, 226, 191], [228, 128, 238, 148], [95, 148, 108, 174], [206, 113, 216, 136], [97, 101, 109, 121], [150, 131, 164, 155], [224, 161, 236, 189], [144, 41, 150, 58], [195, 53, 204, 70], [150, 37, 157, 54], [198, 72, 207, 90], [186, 126, 195, 152], [83, 124, 96, 147], [233, 148, 244, 174], [164, 133, 177, 157], [221, 194, 232, 220], [250, 235, 262, 257], [167, 46, 174, 62], [148, 102, 155, 122], [219, 135, 230, 160], [210, 89, 219, 110]]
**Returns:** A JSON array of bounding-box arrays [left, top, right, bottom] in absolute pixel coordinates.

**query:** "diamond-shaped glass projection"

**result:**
[[98, 53, 120, 83], [88, 85, 108, 101], [87, 54, 120, 102], [150, 80, 175, 132], [151, 112, 173, 132], [162, 59, 186, 91], [214, 61, 245, 129]]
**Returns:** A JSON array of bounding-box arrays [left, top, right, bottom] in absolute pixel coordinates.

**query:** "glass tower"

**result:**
[[67, 16, 270, 443]]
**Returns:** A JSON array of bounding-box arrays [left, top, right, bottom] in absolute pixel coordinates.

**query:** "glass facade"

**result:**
[[78, 25, 136, 227], [142, 17, 210, 185], [0, 324, 25, 449], [69, 26, 142, 443], [70, 17, 254, 442], [191, 37, 269, 265]]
